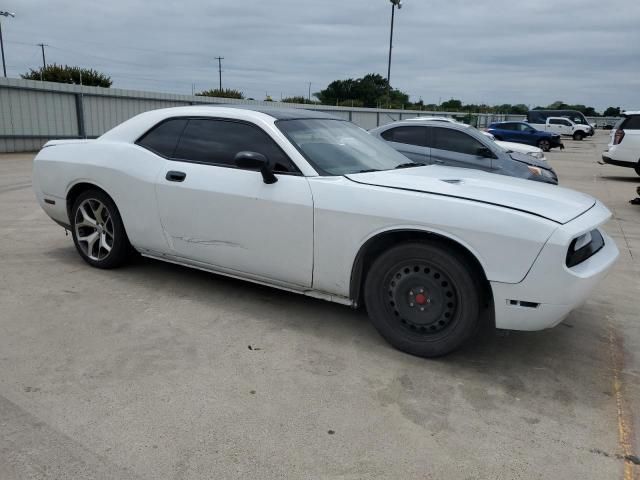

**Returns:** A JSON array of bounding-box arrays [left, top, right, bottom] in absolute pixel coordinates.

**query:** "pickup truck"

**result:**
[[529, 117, 593, 141]]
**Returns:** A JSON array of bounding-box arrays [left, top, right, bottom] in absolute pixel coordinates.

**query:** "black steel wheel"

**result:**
[[364, 242, 482, 357]]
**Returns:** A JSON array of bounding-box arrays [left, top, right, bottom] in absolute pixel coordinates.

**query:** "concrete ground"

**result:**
[[0, 131, 638, 480]]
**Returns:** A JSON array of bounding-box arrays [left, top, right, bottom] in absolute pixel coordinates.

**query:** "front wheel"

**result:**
[[538, 139, 551, 152], [364, 242, 482, 357], [71, 189, 132, 269], [573, 132, 585, 141]]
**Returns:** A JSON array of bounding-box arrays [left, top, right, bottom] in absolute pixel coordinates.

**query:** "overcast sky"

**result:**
[[3, 0, 639, 111]]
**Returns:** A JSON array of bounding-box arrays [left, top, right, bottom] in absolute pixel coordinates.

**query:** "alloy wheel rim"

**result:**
[[74, 198, 114, 261], [386, 262, 458, 335]]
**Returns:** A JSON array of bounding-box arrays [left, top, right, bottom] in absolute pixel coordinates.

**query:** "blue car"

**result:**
[[487, 122, 563, 152]]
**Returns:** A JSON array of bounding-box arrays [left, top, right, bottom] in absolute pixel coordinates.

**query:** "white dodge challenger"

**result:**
[[33, 106, 619, 357]]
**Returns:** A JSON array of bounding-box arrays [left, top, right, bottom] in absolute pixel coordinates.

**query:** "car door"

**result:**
[[558, 119, 574, 135], [496, 123, 517, 142], [379, 126, 429, 163], [429, 127, 494, 172], [153, 117, 314, 288], [515, 123, 538, 145]]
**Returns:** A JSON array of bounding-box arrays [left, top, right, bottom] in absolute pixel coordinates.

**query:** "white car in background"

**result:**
[[32, 106, 618, 357], [602, 111, 640, 176], [406, 116, 546, 160]]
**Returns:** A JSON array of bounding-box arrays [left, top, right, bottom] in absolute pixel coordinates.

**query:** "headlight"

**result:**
[[528, 151, 545, 160], [527, 166, 542, 176], [566, 229, 604, 267]]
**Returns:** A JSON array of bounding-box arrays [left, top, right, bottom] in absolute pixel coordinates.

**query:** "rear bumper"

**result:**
[[602, 153, 637, 168], [491, 202, 618, 331]]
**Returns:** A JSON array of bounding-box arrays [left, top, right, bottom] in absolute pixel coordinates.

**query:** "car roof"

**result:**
[[211, 105, 341, 120], [374, 119, 471, 131], [623, 111, 640, 116]]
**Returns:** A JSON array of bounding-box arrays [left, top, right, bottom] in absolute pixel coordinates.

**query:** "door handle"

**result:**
[[166, 171, 186, 182]]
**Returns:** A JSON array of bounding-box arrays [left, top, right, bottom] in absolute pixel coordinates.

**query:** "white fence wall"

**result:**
[[0, 77, 611, 153]]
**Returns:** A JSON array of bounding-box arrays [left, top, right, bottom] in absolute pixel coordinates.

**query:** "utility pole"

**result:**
[[37, 43, 47, 80], [0, 11, 17, 78], [214, 56, 224, 91], [386, 0, 402, 103]]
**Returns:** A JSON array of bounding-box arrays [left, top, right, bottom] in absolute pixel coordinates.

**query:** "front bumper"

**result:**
[[490, 202, 618, 331]]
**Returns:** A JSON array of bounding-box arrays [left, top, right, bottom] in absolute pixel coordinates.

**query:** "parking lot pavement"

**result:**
[[0, 132, 638, 479]]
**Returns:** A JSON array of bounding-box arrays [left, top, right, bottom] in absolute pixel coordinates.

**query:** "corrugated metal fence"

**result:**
[[1, 77, 605, 153]]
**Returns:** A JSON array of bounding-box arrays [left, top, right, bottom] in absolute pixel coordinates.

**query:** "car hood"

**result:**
[[495, 140, 539, 154], [345, 165, 595, 224], [508, 150, 552, 170]]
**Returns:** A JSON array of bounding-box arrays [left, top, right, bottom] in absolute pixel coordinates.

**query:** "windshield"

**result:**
[[276, 119, 412, 175]]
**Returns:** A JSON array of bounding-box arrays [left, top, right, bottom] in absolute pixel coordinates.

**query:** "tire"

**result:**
[[70, 189, 131, 269], [538, 139, 551, 152], [635, 163, 640, 177], [364, 242, 482, 358], [573, 132, 585, 141]]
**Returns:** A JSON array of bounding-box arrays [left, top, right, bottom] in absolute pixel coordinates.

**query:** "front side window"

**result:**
[[517, 123, 535, 132], [136, 118, 188, 157], [381, 126, 427, 147], [549, 119, 561, 125], [276, 119, 411, 175], [173, 119, 297, 173], [433, 128, 485, 156]]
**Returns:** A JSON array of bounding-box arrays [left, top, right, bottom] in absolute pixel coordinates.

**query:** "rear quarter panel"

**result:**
[[33, 141, 169, 252]]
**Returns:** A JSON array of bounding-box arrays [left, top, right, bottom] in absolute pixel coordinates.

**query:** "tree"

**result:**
[[196, 88, 244, 99], [603, 107, 621, 117], [316, 73, 409, 108], [440, 98, 463, 111], [21, 64, 112, 87]]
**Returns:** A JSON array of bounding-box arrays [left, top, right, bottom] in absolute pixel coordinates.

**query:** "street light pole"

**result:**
[[0, 11, 16, 78], [386, 0, 401, 103]]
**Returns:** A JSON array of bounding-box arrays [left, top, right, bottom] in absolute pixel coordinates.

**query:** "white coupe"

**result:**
[[33, 106, 619, 357]]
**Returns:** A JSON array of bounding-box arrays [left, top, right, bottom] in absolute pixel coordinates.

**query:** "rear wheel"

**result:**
[[538, 139, 551, 152], [364, 242, 481, 357], [573, 131, 585, 141], [71, 189, 131, 269]]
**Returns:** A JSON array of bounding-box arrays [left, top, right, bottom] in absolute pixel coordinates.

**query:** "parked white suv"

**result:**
[[602, 111, 640, 176], [529, 117, 592, 141]]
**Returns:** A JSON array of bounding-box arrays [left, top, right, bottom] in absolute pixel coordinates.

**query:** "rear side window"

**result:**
[[136, 118, 188, 157], [496, 123, 513, 130], [174, 119, 298, 173], [622, 116, 640, 130], [381, 126, 427, 147], [549, 119, 562, 125], [433, 128, 484, 156]]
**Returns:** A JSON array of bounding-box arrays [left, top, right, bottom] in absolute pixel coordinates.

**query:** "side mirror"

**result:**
[[476, 147, 493, 158], [234, 151, 278, 184]]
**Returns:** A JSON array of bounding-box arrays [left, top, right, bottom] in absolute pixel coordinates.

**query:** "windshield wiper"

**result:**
[[355, 168, 381, 173], [394, 162, 426, 169]]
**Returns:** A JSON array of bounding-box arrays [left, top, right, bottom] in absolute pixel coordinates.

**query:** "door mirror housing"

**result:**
[[476, 147, 494, 158], [234, 151, 278, 184]]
